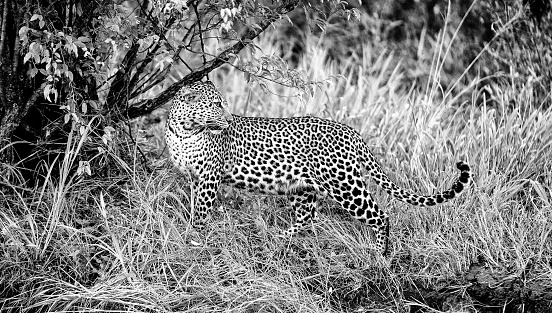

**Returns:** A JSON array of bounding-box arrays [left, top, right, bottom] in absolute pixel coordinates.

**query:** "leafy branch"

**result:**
[[123, 0, 301, 121]]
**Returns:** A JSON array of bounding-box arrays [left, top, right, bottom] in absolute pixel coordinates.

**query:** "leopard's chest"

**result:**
[[166, 128, 210, 177]]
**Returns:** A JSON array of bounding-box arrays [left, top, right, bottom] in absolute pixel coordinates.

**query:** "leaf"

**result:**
[[77, 164, 83, 176], [18, 26, 29, 38], [43, 84, 52, 102], [78, 161, 91, 177], [104, 126, 116, 135], [30, 14, 41, 21], [88, 100, 100, 110], [76, 2, 83, 16], [531, 180, 550, 206], [74, 40, 86, 49], [77, 36, 90, 43], [23, 52, 32, 64], [64, 113, 71, 124], [29, 67, 38, 77]]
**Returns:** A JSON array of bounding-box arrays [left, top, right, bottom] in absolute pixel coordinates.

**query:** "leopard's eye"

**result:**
[[183, 92, 201, 102]]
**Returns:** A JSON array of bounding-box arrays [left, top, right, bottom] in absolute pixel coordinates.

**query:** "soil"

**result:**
[[304, 254, 552, 312], [404, 257, 552, 313]]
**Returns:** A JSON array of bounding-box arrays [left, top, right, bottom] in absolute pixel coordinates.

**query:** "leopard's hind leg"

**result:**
[[283, 190, 318, 236], [322, 173, 390, 255]]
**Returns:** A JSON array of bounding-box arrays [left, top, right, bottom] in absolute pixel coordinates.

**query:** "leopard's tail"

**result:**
[[360, 149, 471, 206]]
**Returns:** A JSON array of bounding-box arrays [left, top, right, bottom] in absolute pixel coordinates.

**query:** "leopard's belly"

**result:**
[[221, 162, 316, 195]]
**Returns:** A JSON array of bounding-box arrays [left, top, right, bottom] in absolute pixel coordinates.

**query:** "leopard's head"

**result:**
[[168, 81, 233, 135]]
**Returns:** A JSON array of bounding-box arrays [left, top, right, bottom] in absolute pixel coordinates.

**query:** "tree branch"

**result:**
[[127, 41, 160, 97], [105, 39, 140, 115], [123, 0, 300, 121]]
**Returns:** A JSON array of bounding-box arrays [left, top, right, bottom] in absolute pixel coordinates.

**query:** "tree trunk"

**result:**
[[0, 0, 28, 163]]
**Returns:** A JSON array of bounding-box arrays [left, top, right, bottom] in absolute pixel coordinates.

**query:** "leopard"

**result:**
[[165, 81, 471, 255]]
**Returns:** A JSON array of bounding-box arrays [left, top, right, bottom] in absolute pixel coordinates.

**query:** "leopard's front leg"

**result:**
[[192, 162, 223, 229]]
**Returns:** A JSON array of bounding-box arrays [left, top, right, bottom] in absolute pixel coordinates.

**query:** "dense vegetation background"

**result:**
[[1, 0, 551, 311]]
